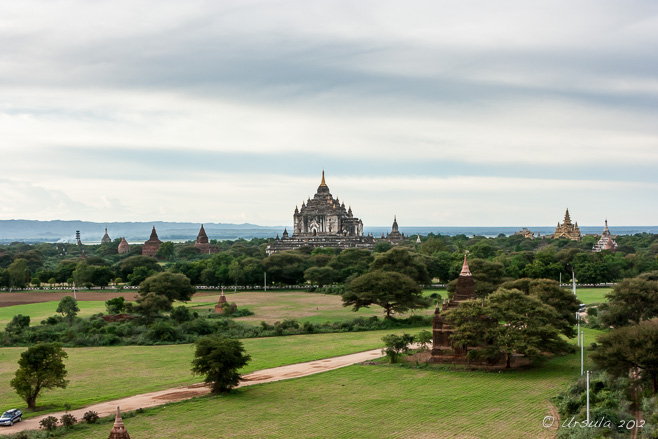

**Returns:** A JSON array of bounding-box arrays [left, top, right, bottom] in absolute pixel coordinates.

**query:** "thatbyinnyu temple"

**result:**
[[266, 172, 380, 254]]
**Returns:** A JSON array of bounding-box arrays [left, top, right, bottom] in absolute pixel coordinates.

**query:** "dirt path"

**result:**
[[1, 348, 384, 434]]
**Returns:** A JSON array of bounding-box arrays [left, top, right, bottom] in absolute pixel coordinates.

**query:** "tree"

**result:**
[[156, 241, 176, 260], [10, 343, 69, 409], [138, 272, 196, 303], [342, 270, 430, 318], [591, 318, 658, 394], [370, 247, 431, 285], [445, 289, 572, 368], [600, 278, 658, 327], [262, 251, 309, 285], [381, 333, 414, 363], [191, 335, 251, 394], [135, 292, 173, 324], [72, 262, 94, 288], [56, 296, 79, 326], [304, 267, 336, 288], [8, 258, 30, 289], [5, 314, 30, 334], [105, 296, 126, 314], [500, 278, 580, 337]]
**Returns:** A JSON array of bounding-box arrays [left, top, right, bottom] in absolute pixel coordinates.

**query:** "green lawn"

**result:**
[[0, 328, 427, 417], [53, 342, 593, 439], [573, 287, 611, 305], [187, 291, 436, 325], [0, 301, 107, 330]]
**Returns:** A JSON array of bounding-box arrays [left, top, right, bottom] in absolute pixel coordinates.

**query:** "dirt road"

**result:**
[[1, 348, 384, 434]]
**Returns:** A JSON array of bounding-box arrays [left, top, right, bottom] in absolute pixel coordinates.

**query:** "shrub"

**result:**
[[170, 306, 193, 323], [82, 410, 99, 424], [60, 413, 77, 427], [381, 333, 414, 363], [40, 416, 58, 430]]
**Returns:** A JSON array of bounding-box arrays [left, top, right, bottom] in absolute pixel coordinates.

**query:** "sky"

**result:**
[[1, 0, 657, 227]]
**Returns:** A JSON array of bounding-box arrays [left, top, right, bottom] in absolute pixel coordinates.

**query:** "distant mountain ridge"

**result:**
[[0, 220, 283, 243], [0, 220, 656, 243]]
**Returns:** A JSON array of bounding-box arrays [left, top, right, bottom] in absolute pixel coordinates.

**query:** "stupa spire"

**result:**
[[108, 406, 130, 439], [320, 170, 326, 187], [460, 252, 472, 277]]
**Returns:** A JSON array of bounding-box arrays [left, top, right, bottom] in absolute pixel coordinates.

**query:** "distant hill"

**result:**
[[0, 220, 283, 243], [0, 220, 655, 244]]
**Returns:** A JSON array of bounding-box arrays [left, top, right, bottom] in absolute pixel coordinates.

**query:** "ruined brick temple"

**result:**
[[266, 172, 376, 254], [430, 254, 479, 364], [194, 224, 219, 254], [142, 226, 162, 257]]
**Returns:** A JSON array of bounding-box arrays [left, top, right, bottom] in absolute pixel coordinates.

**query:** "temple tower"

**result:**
[[194, 225, 218, 254], [554, 208, 582, 241], [118, 237, 130, 254], [142, 226, 163, 257], [101, 228, 112, 244], [592, 219, 618, 252], [431, 253, 478, 361], [108, 406, 130, 439]]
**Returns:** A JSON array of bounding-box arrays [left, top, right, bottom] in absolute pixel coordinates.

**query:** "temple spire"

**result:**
[[320, 170, 327, 187], [460, 252, 472, 277], [108, 406, 130, 439]]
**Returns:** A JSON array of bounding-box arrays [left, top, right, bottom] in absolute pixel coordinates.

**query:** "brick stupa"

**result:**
[[430, 253, 477, 363], [214, 290, 237, 314], [194, 225, 219, 254], [108, 406, 130, 439], [142, 226, 162, 257], [118, 237, 130, 254]]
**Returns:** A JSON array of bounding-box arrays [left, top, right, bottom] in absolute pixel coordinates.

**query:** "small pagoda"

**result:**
[[118, 237, 130, 254], [101, 227, 112, 244], [142, 226, 162, 257], [430, 253, 478, 363], [108, 406, 130, 439], [214, 290, 237, 314], [193, 225, 219, 254]]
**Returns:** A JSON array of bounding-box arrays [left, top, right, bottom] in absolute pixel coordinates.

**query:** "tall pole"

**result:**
[[560, 272, 562, 285], [264, 272, 267, 291], [581, 331, 584, 376], [572, 269, 576, 295], [577, 313, 580, 346], [586, 370, 590, 424]]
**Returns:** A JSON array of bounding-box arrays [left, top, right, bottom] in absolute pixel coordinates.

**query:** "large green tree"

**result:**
[[591, 318, 658, 394], [8, 258, 30, 289], [138, 272, 196, 303], [191, 335, 251, 394], [343, 270, 430, 318], [500, 278, 580, 337], [600, 278, 658, 327], [445, 288, 572, 368], [10, 343, 69, 409], [369, 247, 431, 285]]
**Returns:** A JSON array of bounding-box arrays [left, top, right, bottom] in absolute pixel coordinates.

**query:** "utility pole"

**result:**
[[264, 272, 267, 291], [577, 312, 580, 346], [586, 370, 591, 424], [581, 331, 584, 376]]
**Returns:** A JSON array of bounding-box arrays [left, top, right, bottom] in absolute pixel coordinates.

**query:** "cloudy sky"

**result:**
[[1, 0, 657, 227]]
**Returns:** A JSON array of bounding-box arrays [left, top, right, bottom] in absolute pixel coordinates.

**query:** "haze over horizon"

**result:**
[[1, 1, 657, 227]]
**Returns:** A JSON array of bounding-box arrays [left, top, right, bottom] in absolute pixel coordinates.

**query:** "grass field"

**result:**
[[52, 339, 596, 439], [0, 301, 108, 330], [187, 291, 438, 325], [0, 328, 428, 416], [573, 287, 611, 305]]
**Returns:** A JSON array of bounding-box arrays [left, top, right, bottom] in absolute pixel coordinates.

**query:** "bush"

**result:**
[[82, 410, 99, 424], [170, 306, 193, 323], [381, 333, 414, 363], [40, 416, 58, 430], [60, 413, 77, 427]]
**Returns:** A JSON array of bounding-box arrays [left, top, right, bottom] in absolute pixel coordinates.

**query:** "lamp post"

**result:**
[[581, 330, 584, 376], [577, 312, 580, 346], [586, 370, 591, 424], [264, 272, 267, 291]]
